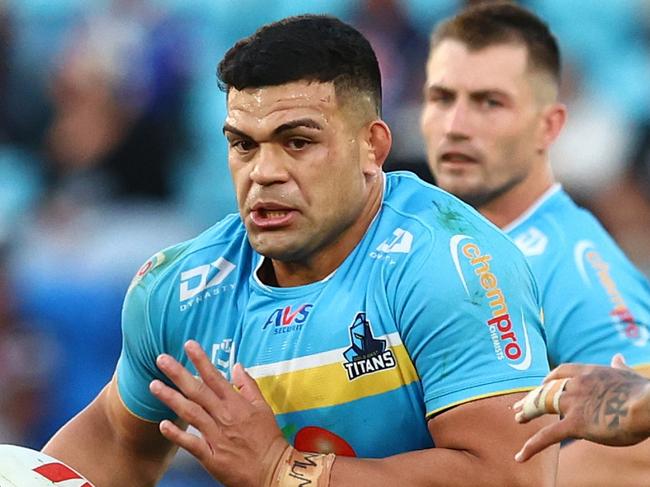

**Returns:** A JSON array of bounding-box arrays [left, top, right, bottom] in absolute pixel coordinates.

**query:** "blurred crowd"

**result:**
[[1, 0, 650, 485]]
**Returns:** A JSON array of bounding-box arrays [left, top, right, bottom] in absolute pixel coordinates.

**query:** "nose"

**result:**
[[249, 144, 290, 186], [444, 100, 471, 141]]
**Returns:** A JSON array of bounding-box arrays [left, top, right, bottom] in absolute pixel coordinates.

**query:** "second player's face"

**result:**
[[421, 40, 548, 207], [225, 81, 370, 263]]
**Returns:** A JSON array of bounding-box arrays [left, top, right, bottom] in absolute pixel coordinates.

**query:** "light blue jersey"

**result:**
[[506, 184, 650, 369], [117, 172, 549, 458]]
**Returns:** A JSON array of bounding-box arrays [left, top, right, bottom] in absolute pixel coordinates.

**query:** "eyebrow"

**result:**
[[426, 83, 510, 99], [222, 118, 323, 138]]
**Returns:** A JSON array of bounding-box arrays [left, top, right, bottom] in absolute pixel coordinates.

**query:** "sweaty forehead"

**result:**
[[226, 81, 339, 128], [426, 39, 530, 93]]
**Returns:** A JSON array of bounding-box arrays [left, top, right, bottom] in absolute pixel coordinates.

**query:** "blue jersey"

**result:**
[[506, 184, 650, 369], [117, 172, 549, 458]]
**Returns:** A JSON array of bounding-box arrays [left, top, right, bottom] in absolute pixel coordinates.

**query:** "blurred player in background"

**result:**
[[42, 14, 557, 487], [421, 2, 650, 485]]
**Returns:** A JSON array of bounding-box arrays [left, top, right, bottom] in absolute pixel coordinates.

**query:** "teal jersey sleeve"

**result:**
[[116, 247, 184, 422], [508, 187, 650, 369], [396, 226, 549, 417]]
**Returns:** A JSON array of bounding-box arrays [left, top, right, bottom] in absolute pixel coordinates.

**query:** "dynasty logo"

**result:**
[[342, 312, 396, 380]]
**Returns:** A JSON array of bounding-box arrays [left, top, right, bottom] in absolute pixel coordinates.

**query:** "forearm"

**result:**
[[43, 384, 176, 487], [329, 442, 557, 487], [558, 438, 650, 487]]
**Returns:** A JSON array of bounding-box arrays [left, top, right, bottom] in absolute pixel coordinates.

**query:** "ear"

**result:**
[[537, 102, 567, 152], [361, 119, 392, 177]]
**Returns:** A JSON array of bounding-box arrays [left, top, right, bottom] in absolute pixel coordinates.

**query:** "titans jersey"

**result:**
[[117, 171, 549, 459], [506, 184, 650, 369]]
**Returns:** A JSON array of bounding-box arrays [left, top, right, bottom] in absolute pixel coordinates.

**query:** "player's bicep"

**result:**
[[428, 392, 558, 486], [107, 375, 178, 458]]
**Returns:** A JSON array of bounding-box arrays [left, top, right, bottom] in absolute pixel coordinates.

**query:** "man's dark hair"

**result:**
[[431, 1, 561, 87], [218, 15, 382, 116]]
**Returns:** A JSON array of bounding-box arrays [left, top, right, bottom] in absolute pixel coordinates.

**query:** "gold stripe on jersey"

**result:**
[[255, 344, 418, 415]]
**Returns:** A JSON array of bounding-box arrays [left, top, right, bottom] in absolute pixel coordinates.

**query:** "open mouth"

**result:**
[[440, 151, 477, 164], [250, 206, 296, 228]]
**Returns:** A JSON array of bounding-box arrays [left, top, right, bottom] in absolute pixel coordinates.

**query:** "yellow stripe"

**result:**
[[632, 364, 650, 378], [257, 344, 418, 415], [426, 386, 536, 418]]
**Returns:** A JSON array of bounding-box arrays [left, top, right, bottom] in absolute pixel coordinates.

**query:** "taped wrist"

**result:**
[[263, 437, 336, 487]]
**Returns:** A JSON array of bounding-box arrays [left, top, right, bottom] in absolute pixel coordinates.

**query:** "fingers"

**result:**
[[159, 419, 211, 463], [150, 379, 220, 437], [514, 378, 568, 423], [515, 419, 573, 463], [155, 352, 218, 408], [232, 363, 265, 405], [611, 353, 630, 370], [184, 340, 236, 401]]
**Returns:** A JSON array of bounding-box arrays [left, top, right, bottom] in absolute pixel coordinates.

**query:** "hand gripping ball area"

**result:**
[[0, 445, 95, 487]]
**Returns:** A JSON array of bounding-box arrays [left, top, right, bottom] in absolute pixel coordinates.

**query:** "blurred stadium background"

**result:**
[[1, 0, 650, 484]]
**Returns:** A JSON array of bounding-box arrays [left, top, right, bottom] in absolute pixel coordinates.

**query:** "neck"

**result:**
[[269, 174, 384, 287], [479, 160, 555, 229]]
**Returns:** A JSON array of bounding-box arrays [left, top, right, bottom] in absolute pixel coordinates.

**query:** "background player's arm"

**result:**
[[540, 253, 650, 486], [43, 375, 178, 487], [330, 392, 557, 487], [555, 362, 650, 487]]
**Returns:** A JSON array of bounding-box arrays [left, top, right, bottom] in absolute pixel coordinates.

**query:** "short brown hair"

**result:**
[[431, 1, 560, 87]]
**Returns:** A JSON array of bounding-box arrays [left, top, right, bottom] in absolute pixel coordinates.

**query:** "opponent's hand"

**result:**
[[149, 340, 288, 487], [514, 356, 650, 462]]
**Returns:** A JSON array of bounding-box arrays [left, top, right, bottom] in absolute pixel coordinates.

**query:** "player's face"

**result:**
[[225, 81, 375, 263], [421, 40, 549, 207]]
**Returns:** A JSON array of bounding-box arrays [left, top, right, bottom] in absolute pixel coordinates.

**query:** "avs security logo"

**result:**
[[179, 257, 236, 312], [575, 240, 649, 346], [263, 304, 313, 335], [342, 312, 396, 380], [450, 235, 532, 370]]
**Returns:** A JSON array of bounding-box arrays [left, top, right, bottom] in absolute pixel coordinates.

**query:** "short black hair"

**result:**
[[218, 14, 382, 116], [431, 1, 561, 87]]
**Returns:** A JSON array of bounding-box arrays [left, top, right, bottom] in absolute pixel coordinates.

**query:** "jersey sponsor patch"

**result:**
[[179, 257, 236, 311], [450, 234, 532, 370], [128, 251, 166, 292], [263, 304, 313, 334], [574, 240, 649, 346], [513, 227, 548, 256], [375, 228, 413, 253]]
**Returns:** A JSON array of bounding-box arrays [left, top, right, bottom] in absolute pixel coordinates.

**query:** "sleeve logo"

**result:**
[[450, 234, 532, 370]]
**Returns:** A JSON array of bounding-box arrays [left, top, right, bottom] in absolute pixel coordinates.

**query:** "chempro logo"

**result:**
[[450, 235, 532, 370], [575, 241, 649, 347]]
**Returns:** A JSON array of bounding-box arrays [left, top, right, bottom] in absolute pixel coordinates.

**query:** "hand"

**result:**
[[149, 340, 288, 487], [514, 355, 650, 462]]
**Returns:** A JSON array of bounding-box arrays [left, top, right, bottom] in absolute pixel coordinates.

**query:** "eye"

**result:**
[[427, 90, 454, 107], [230, 139, 257, 153], [286, 138, 312, 150], [478, 96, 504, 109]]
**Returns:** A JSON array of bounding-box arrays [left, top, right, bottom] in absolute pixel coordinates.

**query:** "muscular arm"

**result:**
[[43, 376, 178, 487], [331, 393, 558, 487], [153, 344, 558, 487]]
